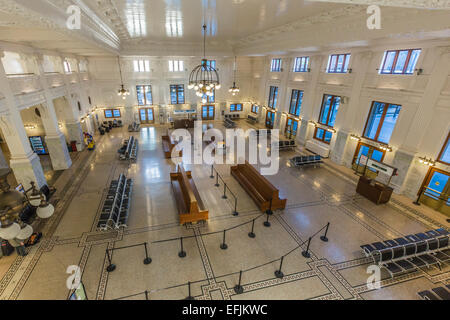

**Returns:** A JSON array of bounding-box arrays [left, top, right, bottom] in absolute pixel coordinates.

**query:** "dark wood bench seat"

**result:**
[[162, 135, 182, 159], [231, 161, 287, 212], [170, 165, 208, 224]]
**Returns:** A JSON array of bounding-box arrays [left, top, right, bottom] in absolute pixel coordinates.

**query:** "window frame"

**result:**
[[268, 86, 278, 109], [326, 53, 351, 73], [170, 84, 185, 104], [285, 117, 299, 137], [379, 49, 421, 75], [293, 57, 310, 72], [362, 101, 402, 144], [437, 132, 450, 165], [318, 94, 341, 128], [313, 127, 333, 144], [133, 60, 150, 72], [136, 85, 153, 106], [270, 58, 282, 72], [230, 103, 243, 112], [169, 60, 184, 72], [289, 89, 304, 117], [104, 108, 121, 119], [251, 105, 259, 114]]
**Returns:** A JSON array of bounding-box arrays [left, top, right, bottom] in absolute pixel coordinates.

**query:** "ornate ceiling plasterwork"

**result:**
[[0, 0, 120, 54], [308, 0, 450, 10]]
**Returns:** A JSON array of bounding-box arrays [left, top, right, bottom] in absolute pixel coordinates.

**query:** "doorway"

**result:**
[[419, 168, 450, 216], [352, 142, 386, 178], [285, 117, 298, 139], [266, 110, 275, 129], [139, 108, 155, 124], [202, 105, 215, 120]]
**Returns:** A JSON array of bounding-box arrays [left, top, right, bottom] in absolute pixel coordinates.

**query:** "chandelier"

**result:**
[[229, 56, 240, 96], [0, 169, 55, 240], [117, 56, 130, 100], [188, 25, 221, 99]]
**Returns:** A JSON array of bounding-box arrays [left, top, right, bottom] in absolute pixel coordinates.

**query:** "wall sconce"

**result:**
[[416, 68, 424, 75], [347, 68, 353, 74], [58, 123, 63, 129], [418, 156, 435, 167], [308, 68, 311, 73], [24, 124, 36, 130], [308, 120, 317, 126], [379, 144, 393, 152], [350, 134, 361, 142], [328, 128, 337, 133]]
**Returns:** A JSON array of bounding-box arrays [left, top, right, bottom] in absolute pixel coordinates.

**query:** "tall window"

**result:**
[[379, 49, 421, 75], [318, 94, 341, 127], [270, 59, 282, 72], [268, 86, 278, 109], [133, 60, 150, 72], [314, 127, 333, 144], [170, 84, 185, 104], [169, 60, 184, 72], [104, 109, 121, 118], [63, 60, 72, 73], [203, 89, 215, 103], [136, 85, 152, 106], [202, 60, 216, 70], [289, 90, 303, 116], [251, 105, 259, 114], [327, 54, 351, 73], [363, 101, 401, 144], [230, 104, 243, 112], [285, 117, 299, 137], [438, 132, 450, 165], [293, 57, 309, 72]]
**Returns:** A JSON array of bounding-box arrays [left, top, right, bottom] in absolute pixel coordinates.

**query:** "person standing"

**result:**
[[8, 238, 27, 257]]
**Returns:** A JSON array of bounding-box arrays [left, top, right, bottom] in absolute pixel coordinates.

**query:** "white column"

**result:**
[[0, 52, 46, 188], [297, 55, 324, 145], [58, 55, 85, 151], [34, 53, 72, 170], [331, 51, 373, 166]]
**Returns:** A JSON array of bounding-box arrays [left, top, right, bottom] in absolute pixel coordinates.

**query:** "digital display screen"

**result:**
[[29, 136, 47, 155]]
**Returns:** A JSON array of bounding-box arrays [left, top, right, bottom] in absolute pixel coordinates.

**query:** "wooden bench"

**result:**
[[231, 161, 287, 212], [162, 135, 182, 159], [170, 165, 209, 225]]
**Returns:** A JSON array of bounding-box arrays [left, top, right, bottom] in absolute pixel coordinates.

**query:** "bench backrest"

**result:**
[[236, 161, 279, 201], [176, 165, 200, 214]]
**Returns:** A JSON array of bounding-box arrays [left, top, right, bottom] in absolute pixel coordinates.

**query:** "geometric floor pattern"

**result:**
[[0, 120, 448, 300]]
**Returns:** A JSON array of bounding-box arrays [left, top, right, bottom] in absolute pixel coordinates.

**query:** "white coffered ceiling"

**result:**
[[0, 0, 448, 57]]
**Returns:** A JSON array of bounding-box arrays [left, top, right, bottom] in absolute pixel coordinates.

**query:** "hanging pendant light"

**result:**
[[117, 56, 130, 100], [229, 56, 240, 96], [188, 25, 220, 98]]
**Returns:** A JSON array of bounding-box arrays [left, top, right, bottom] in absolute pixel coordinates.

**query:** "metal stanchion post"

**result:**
[[302, 237, 312, 258], [263, 213, 271, 227], [215, 174, 220, 187], [232, 197, 238, 216], [143, 242, 152, 264], [248, 219, 256, 238], [144, 290, 149, 300], [222, 183, 228, 199], [106, 249, 116, 272], [413, 187, 424, 206], [266, 198, 273, 216], [274, 256, 284, 279], [210, 165, 214, 179], [234, 270, 244, 294], [185, 281, 194, 300], [220, 230, 228, 250], [320, 223, 330, 242], [178, 237, 186, 258]]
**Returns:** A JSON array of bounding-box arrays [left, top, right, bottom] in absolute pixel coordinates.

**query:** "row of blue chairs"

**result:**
[[290, 155, 323, 167]]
